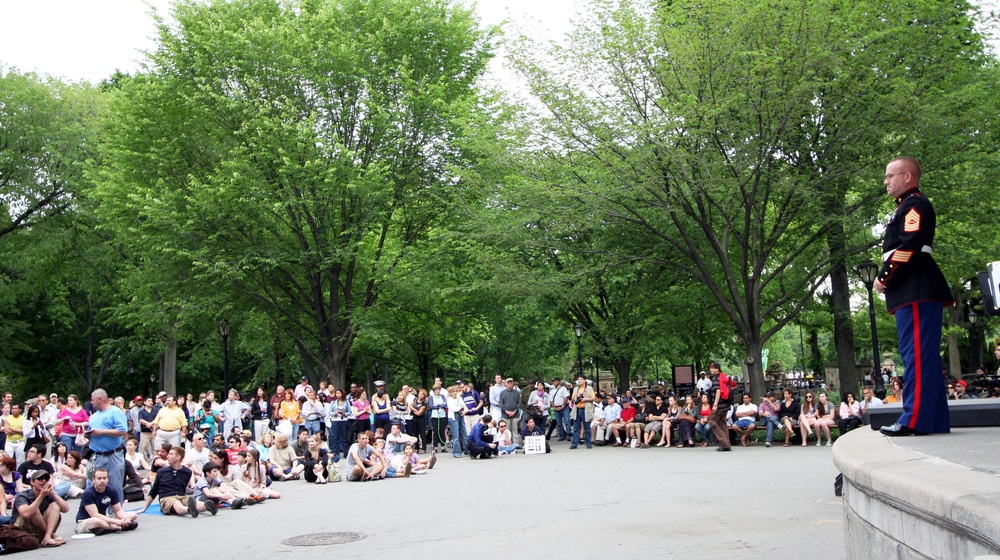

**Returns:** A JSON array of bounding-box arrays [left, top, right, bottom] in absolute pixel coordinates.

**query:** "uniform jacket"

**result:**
[[876, 189, 953, 313]]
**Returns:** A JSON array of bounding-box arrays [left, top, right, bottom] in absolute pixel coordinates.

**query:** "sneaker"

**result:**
[[498, 450, 508, 456], [826, 441, 833, 446], [187, 497, 199, 518], [91, 527, 115, 536], [231, 498, 245, 510], [765, 442, 771, 448], [204, 500, 219, 516], [817, 441, 822, 447]]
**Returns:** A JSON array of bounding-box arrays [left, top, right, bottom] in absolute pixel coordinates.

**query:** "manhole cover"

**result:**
[[282, 532, 367, 546]]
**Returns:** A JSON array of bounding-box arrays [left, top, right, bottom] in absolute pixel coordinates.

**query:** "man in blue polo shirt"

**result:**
[[87, 389, 128, 500]]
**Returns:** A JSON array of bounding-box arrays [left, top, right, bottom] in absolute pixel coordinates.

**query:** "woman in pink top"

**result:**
[[56, 394, 89, 453], [351, 388, 371, 442]]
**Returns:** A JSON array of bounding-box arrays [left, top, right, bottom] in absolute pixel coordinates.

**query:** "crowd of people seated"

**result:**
[[3, 356, 992, 547]]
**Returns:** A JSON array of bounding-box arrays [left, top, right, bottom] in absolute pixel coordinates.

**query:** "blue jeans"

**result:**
[[88, 449, 125, 501], [305, 420, 323, 437], [571, 412, 591, 447], [555, 407, 571, 438], [762, 415, 781, 443], [448, 414, 466, 455], [60, 434, 81, 454], [328, 421, 349, 459], [498, 443, 518, 454], [695, 421, 713, 444]]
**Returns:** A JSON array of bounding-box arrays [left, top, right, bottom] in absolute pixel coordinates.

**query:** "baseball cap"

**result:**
[[134, 396, 143, 402], [29, 470, 51, 481], [374, 380, 385, 387], [157, 391, 167, 398]]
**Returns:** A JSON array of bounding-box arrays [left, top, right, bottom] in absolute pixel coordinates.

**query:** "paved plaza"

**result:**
[[32, 440, 846, 558]]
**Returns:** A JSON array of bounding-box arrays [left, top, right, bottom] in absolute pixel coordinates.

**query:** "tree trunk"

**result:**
[[610, 356, 631, 395], [808, 328, 823, 375], [744, 338, 766, 400], [164, 336, 178, 396], [827, 231, 861, 395]]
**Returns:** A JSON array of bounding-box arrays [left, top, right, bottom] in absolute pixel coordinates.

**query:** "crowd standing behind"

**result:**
[[2, 351, 996, 547]]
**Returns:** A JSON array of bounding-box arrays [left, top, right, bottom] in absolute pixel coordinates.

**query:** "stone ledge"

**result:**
[[833, 428, 1000, 559]]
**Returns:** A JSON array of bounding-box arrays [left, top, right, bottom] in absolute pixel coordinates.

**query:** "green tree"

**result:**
[[502, 0, 996, 399], [92, 0, 494, 391]]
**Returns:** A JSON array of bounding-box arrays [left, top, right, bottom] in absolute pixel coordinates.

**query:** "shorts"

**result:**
[[734, 418, 756, 429], [644, 421, 663, 433], [75, 520, 94, 534], [159, 495, 190, 515], [14, 512, 60, 537], [779, 416, 799, 427], [346, 465, 379, 481]]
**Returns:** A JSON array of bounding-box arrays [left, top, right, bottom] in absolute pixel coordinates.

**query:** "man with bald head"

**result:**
[[87, 389, 129, 499], [874, 157, 953, 436]]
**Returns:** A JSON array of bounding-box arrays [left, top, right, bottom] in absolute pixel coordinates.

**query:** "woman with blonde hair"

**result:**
[[267, 432, 304, 481]]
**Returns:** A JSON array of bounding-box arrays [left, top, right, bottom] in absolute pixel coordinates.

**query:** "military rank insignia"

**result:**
[[903, 208, 921, 233]]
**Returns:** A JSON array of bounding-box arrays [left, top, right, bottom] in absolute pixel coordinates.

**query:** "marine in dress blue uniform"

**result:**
[[874, 157, 953, 436]]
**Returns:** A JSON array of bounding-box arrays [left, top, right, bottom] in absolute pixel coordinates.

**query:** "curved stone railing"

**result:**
[[832, 428, 1000, 559]]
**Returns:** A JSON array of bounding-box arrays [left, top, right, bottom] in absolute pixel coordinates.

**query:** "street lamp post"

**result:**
[[856, 260, 880, 387], [573, 324, 584, 382], [219, 320, 231, 394], [969, 310, 983, 372]]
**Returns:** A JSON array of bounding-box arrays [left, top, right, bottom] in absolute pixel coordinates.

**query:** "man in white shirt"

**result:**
[[547, 378, 571, 441], [594, 395, 621, 445], [487, 374, 504, 421], [293, 377, 313, 400], [859, 387, 883, 418], [219, 390, 251, 437], [732, 394, 758, 447], [696, 371, 712, 395], [183, 433, 211, 478]]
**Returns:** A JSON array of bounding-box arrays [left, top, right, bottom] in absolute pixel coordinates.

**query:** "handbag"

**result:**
[[634, 413, 647, 423], [75, 432, 87, 447], [0, 524, 40, 552]]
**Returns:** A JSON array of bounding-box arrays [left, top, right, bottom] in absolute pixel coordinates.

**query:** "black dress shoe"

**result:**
[[879, 423, 926, 437]]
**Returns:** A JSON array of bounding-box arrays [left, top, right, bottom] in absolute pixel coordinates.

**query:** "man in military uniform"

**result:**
[[874, 157, 953, 436]]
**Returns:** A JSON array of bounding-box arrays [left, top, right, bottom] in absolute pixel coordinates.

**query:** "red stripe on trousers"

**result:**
[[909, 303, 922, 429]]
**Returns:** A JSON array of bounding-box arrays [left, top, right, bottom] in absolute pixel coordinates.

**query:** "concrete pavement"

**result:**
[[32, 439, 846, 558]]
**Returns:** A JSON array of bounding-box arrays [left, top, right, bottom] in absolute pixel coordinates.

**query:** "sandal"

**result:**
[[783, 442, 790, 447]]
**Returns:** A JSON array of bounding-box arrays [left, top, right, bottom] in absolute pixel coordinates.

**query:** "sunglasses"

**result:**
[[34, 474, 51, 482]]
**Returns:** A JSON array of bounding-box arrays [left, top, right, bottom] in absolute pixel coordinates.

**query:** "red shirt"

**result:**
[[620, 406, 636, 423]]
